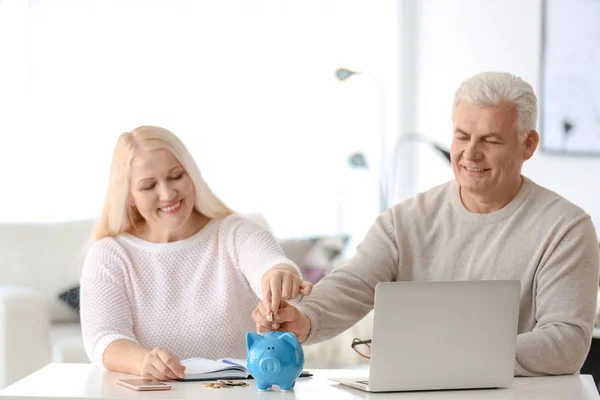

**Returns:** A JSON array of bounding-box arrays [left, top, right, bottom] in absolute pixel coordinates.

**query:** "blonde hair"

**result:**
[[452, 72, 537, 142], [91, 125, 233, 243]]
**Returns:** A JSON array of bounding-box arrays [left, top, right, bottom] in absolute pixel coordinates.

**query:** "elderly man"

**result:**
[[253, 71, 600, 376]]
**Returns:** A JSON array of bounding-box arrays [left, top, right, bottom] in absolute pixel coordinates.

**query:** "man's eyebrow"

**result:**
[[482, 133, 503, 140], [454, 130, 503, 140]]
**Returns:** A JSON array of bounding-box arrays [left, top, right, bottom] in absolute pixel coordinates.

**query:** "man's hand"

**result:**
[[261, 265, 313, 318], [140, 347, 186, 381], [252, 300, 312, 343]]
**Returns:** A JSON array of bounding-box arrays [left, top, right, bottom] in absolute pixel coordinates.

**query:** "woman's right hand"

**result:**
[[140, 347, 186, 381]]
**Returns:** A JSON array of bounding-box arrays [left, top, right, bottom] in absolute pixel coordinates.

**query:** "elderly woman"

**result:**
[[80, 125, 311, 381]]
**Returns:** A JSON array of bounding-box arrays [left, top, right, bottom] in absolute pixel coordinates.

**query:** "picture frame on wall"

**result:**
[[540, 0, 600, 156]]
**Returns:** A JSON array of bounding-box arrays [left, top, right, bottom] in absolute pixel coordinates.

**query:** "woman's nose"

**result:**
[[158, 183, 176, 201]]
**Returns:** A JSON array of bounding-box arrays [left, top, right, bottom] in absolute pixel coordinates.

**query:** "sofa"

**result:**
[[0, 215, 371, 389]]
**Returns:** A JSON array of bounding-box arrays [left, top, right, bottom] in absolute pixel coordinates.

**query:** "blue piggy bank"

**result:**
[[246, 331, 304, 391]]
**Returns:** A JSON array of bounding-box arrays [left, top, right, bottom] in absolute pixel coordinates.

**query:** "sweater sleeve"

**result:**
[[515, 217, 599, 376], [80, 239, 139, 368], [298, 211, 399, 345], [231, 216, 301, 299]]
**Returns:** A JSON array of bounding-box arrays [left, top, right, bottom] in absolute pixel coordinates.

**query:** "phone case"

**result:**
[[115, 379, 172, 391]]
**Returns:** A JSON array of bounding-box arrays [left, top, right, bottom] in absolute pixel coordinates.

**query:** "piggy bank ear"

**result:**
[[246, 332, 264, 349], [278, 332, 299, 347]]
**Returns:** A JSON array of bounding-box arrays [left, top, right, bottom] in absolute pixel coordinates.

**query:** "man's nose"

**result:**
[[463, 140, 483, 160]]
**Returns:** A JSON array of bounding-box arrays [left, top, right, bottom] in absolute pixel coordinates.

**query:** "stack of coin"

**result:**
[[218, 380, 249, 387], [203, 382, 230, 389], [202, 380, 249, 389]]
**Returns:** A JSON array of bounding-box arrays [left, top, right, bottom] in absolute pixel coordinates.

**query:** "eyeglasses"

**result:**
[[351, 338, 372, 359]]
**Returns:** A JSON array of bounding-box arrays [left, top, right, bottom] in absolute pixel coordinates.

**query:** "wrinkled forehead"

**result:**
[[454, 101, 518, 133]]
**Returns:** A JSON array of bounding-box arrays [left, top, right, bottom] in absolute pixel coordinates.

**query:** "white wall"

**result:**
[[4, 0, 597, 239], [413, 0, 600, 234], [0, 0, 401, 241]]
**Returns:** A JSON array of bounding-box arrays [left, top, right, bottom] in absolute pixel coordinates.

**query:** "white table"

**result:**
[[0, 363, 598, 400]]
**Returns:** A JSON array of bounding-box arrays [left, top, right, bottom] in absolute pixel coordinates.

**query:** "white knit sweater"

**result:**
[[80, 214, 299, 367]]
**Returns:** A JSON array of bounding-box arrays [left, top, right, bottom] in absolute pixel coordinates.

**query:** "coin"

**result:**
[[218, 380, 248, 386], [204, 383, 221, 389], [203, 380, 247, 389]]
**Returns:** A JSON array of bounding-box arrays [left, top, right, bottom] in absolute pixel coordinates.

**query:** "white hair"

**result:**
[[452, 72, 537, 142]]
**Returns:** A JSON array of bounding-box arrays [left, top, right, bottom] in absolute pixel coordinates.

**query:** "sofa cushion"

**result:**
[[279, 235, 349, 283], [0, 219, 94, 323], [51, 296, 80, 323], [50, 322, 88, 363], [58, 286, 80, 313]]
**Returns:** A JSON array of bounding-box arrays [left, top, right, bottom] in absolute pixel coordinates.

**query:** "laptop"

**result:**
[[330, 280, 520, 392]]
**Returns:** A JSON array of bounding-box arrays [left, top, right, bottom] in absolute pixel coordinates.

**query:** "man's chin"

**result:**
[[458, 179, 490, 194]]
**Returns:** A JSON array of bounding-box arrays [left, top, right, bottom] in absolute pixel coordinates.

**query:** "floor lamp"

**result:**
[[336, 67, 451, 212], [348, 136, 451, 211], [336, 67, 388, 214]]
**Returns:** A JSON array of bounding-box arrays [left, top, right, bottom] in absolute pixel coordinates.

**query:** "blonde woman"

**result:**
[[80, 126, 312, 381]]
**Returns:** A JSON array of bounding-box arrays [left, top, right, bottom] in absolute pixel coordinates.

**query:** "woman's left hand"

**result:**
[[261, 265, 313, 319]]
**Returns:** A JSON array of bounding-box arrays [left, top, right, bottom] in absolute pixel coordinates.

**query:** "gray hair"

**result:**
[[452, 72, 537, 142]]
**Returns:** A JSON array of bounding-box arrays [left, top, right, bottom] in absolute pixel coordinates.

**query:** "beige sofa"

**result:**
[[0, 215, 371, 389]]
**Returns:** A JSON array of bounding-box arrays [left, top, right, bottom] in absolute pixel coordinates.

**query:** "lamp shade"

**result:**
[[335, 68, 358, 81]]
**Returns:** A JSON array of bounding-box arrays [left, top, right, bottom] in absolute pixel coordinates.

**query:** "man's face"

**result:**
[[450, 102, 537, 199], [129, 148, 196, 235]]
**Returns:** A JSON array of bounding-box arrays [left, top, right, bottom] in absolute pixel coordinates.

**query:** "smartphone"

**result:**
[[115, 378, 172, 391]]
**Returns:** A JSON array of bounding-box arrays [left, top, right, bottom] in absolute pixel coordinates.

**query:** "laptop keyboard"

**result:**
[[356, 380, 369, 385]]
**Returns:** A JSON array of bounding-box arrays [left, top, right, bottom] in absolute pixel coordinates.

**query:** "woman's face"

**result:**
[[129, 148, 197, 239]]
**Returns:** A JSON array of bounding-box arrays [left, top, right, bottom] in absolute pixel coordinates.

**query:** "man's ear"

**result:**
[[523, 130, 539, 161]]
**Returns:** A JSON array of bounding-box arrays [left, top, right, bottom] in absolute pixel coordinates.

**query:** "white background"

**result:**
[[2, 0, 600, 244], [541, 0, 600, 154], [0, 0, 402, 242], [413, 0, 600, 234]]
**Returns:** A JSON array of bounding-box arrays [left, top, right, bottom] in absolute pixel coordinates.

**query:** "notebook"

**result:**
[[179, 357, 313, 381], [180, 358, 250, 381]]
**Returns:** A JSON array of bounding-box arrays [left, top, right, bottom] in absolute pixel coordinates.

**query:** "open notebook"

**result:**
[[179, 357, 313, 381], [180, 358, 250, 381]]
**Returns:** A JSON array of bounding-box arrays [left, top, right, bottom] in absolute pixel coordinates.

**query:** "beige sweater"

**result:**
[[299, 177, 599, 376]]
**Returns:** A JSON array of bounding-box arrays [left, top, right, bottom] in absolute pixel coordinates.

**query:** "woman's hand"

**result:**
[[140, 347, 186, 381], [261, 265, 313, 318]]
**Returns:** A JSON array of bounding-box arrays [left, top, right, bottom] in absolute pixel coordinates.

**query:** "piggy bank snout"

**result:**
[[259, 357, 282, 376]]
